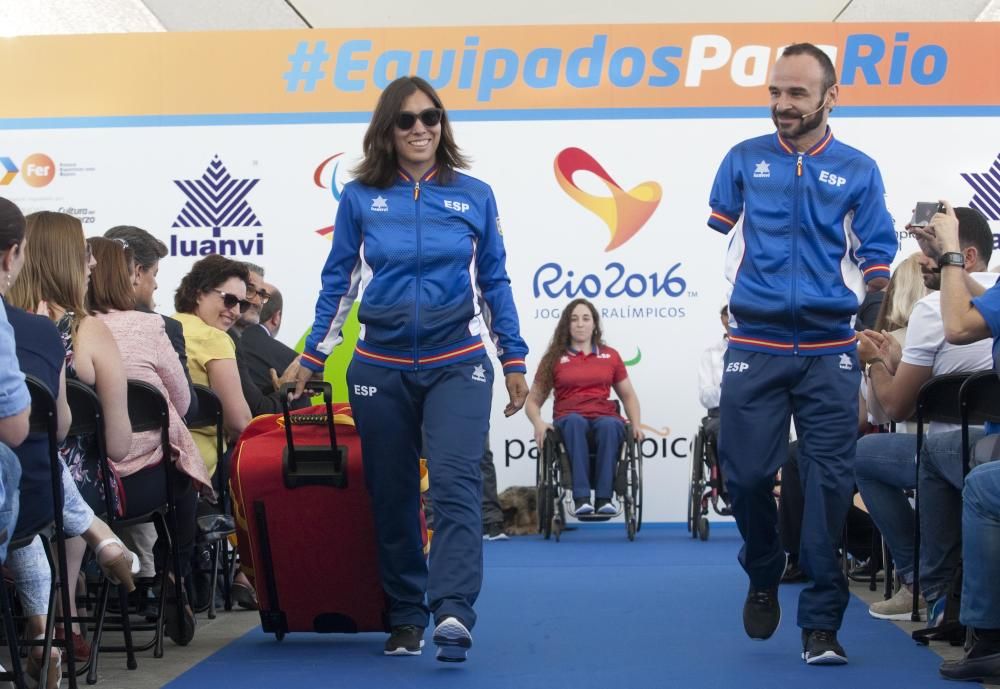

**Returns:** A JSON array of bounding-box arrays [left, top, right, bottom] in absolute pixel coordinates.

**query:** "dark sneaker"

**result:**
[[483, 523, 509, 541], [384, 625, 424, 656], [595, 498, 616, 515], [573, 498, 594, 516], [433, 616, 472, 663], [940, 641, 1000, 683], [743, 586, 780, 640], [802, 629, 848, 665], [848, 557, 884, 582]]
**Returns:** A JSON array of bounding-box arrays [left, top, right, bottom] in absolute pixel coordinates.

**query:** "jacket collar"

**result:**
[[775, 127, 834, 157], [567, 342, 601, 357], [397, 165, 439, 184]]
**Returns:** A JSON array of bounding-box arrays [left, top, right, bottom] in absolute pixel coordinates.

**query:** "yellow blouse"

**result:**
[[172, 312, 235, 477]]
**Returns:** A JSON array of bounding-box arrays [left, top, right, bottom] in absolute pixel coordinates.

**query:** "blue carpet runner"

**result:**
[[165, 524, 963, 688]]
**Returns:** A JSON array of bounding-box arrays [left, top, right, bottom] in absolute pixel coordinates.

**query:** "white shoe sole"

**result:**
[[384, 640, 424, 656], [433, 618, 472, 663], [803, 650, 848, 665], [868, 608, 925, 621]]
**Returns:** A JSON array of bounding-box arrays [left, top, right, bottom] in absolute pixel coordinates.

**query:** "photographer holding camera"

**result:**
[[854, 202, 994, 625], [910, 201, 1000, 682]]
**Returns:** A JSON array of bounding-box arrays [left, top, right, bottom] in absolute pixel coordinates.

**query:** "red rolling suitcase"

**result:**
[[230, 382, 388, 639]]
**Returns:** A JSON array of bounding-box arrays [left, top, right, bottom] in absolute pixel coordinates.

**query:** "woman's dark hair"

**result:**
[[533, 298, 605, 398], [87, 237, 136, 313], [104, 225, 167, 271], [352, 76, 470, 188], [0, 197, 26, 252], [174, 254, 250, 314]]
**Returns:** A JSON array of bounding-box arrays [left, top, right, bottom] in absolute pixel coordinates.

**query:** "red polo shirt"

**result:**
[[545, 345, 627, 419]]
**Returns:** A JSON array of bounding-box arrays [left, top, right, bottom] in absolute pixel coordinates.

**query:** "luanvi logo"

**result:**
[[169, 155, 263, 257]]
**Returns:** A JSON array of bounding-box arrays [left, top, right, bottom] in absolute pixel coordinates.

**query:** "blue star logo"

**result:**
[[173, 155, 261, 237], [962, 153, 1000, 221]]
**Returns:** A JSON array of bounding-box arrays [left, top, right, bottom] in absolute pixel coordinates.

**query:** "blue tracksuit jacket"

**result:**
[[302, 166, 528, 374], [707, 128, 897, 356]]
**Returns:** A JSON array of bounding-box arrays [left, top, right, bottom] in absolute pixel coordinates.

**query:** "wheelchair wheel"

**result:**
[[689, 429, 707, 539], [698, 515, 710, 541], [634, 454, 643, 533], [621, 432, 641, 540], [537, 433, 556, 540]]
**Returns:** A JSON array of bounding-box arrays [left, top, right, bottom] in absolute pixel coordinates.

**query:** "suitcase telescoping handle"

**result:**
[[278, 381, 346, 489]]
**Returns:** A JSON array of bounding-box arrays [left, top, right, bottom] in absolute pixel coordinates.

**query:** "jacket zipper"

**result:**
[[413, 180, 422, 370], [791, 154, 802, 354]]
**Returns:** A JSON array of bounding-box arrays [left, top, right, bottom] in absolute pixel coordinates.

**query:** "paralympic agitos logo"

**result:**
[[314, 153, 348, 239]]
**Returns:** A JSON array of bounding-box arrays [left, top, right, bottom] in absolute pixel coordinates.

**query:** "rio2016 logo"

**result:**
[[538, 148, 687, 306]]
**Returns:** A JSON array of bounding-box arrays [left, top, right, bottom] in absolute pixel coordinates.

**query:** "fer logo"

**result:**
[[22, 154, 55, 187], [553, 147, 661, 251], [314, 152, 347, 239]]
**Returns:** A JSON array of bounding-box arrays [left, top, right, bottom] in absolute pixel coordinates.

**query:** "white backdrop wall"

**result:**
[[0, 24, 997, 520]]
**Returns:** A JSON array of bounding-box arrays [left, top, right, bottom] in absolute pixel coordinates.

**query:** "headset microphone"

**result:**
[[799, 98, 829, 120]]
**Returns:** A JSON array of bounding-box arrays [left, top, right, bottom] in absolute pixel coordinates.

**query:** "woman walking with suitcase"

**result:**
[[293, 76, 529, 662]]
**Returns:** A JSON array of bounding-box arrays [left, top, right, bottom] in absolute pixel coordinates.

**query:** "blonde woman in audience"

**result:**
[[861, 253, 929, 429], [6, 210, 138, 669]]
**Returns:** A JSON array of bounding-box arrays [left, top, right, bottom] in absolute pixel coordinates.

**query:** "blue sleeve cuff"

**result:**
[[300, 349, 327, 373]]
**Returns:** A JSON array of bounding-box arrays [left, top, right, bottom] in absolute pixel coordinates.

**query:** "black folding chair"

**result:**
[[12, 375, 79, 689], [959, 370, 1000, 474], [61, 377, 137, 684], [85, 380, 188, 681], [910, 373, 970, 622], [186, 384, 235, 615]]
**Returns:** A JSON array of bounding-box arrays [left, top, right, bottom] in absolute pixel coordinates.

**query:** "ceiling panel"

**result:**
[[141, 0, 306, 31], [836, 0, 994, 20], [0, 0, 163, 37], [289, 0, 853, 28]]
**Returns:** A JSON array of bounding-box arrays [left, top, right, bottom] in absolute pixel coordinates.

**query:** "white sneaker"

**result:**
[[596, 501, 616, 515], [433, 616, 472, 663], [869, 585, 926, 621], [573, 502, 594, 516]]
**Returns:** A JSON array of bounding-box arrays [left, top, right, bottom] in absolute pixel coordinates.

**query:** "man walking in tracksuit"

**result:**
[[706, 43, 897, 664]]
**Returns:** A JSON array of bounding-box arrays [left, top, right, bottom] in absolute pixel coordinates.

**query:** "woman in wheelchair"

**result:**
[[525, 298, 642, 517]]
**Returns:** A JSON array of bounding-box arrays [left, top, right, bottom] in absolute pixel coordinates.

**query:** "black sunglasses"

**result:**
[[212, 289, 252, 314], [395, 108, 443, 131]]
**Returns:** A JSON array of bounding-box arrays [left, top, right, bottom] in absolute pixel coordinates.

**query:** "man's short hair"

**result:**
[[104, 225, 167, 270], [241, 262, 265, 278], [956, 206, 993, 266], [260, 288, 283, 323], [781, 43, 838, 93]]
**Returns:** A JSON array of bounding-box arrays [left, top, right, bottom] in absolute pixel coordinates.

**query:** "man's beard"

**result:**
[[921, 270, 941, 291], [771, 103, 826, 141]]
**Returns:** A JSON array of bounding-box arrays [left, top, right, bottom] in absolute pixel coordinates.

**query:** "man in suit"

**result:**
[[227, 273, 307, 416], [237, 283, 300, 396]]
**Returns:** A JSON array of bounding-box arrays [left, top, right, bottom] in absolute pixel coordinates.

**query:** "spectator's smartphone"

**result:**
[[909, 201, 945, 228]]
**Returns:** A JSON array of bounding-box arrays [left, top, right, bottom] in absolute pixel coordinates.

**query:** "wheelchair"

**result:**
[[535, 416, 642, 541], [687, 412, 731, 541]]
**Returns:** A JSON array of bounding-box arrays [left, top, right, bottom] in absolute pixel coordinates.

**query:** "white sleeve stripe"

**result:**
[[317, 244, 367, 356]]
